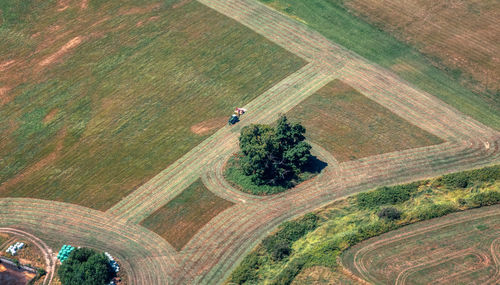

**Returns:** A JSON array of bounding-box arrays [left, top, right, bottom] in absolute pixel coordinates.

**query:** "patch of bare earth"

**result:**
[[0, 87, 12, 106], [43, 108, 59, 123], [345, 0, 500, 94], [80, 0, 89, 10], [120, 3, 162, 16], [57, 0, 70, 11], [39, 36, 83, 67], [172, 0, 193, 9], [190, 117, 227, 135], [0, 60, 15, 71]]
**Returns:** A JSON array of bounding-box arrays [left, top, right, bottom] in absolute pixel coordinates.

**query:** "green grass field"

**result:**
[[140, 179, 234, 251], [287, 80, 443, 162], [0, 0, 304, 210], [229, 165, 500, 284], [260, 0, 500, 130]]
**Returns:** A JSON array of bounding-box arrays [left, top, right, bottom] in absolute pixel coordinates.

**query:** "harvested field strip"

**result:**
[[108, 63, 336, 222], [102, 1, 500, 282], [287, 79, 443, 161], [140, 179, 234, 251], [0, 198, 180, 284], [0, 0, 304, 210], [342, 205, 500, 284], [255, 0, 500, 129]]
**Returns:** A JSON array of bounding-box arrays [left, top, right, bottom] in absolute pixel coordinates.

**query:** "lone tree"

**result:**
[[58, 248, 114, 285], [239, 116, 312, 186]]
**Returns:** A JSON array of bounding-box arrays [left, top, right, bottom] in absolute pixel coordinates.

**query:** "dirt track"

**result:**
[[0, 0, 499, 284]]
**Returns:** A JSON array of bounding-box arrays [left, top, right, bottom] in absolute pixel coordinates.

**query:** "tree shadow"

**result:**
[[303, 155, 328, 174]]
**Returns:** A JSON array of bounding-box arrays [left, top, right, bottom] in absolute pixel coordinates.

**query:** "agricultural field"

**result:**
[[0, 0, 304, 209], [344, 0, 500, 97], [259, 0, 500, 130], [342, 205, 500, 284], [287, 79, 443, 162], [228, 165, 500, 284], [140, 179, 234, 251], [0, 0, 498, 284]]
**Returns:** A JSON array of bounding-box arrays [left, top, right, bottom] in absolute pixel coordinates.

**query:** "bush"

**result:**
[[437, 165, 500, 189], [230, 252, 262, 284], [270, 256, 307, 285], [466, 190, 500, 207], [262, 213, 319, 260], [357, 182, 420, 208], [414, 203, 456, 220], [378, 207, 402, 221]]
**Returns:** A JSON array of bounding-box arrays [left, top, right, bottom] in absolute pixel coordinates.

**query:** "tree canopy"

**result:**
[[58, 248, 114, 285], [239, 116, 312, 186]]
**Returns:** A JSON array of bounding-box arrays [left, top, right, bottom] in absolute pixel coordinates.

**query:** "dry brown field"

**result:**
[[345, 0, 500, 96], [287, 79, 443, 161], [140, 179, 234, 251]]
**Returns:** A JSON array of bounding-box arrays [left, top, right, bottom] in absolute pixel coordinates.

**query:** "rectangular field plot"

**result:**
[[0, 0, 304, 210], [287, 80, 443, 162], [140, 179, 233, 251], [341, 205, 500, 285]]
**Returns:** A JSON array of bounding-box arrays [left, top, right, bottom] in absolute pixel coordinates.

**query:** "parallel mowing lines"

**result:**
[[0, 199, 177, 284], [108, 63, 317, 217], [110, 64, 336, 222], [169, 2, 500, 283]]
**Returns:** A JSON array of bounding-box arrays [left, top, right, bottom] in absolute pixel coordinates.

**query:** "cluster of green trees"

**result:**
[[239, 116, 312, 186], [58, 248, 114, 285]]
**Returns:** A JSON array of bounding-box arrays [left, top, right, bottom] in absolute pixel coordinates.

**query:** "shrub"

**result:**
[[441, 172, 470, 188], [262, 213, 319, 260], [378, 207, 402, 221], [270, 256, 307, 285], [466, 190, 500, 207], [357, 182, 420, 208], [230, 252, 262, 284], [414, 203, 456, 220]]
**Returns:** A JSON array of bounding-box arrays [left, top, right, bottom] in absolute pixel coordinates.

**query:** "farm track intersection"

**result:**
[[1, 0, 499, 284]]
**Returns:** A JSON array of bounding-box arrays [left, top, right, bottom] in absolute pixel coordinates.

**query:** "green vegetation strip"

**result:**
[[228, 165, 500, 284], [260, 0, 500, 130]]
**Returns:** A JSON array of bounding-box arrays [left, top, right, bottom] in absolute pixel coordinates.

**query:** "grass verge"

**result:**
[[227, 164, 500, 284], [260, 0, 500, 130]]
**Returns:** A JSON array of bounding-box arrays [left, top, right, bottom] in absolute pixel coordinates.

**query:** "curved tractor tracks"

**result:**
[[0, 227, 57, 285], [0, 0, 499, 284]]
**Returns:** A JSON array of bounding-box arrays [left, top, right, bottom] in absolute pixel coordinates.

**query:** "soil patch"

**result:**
[[0, 87, 12, 106], [43, 108, 59, 123], [0, 262, 35, 285], [190, 117, 227, 135], [120, 3, 162, 15], [39, 36, 83, 67]]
